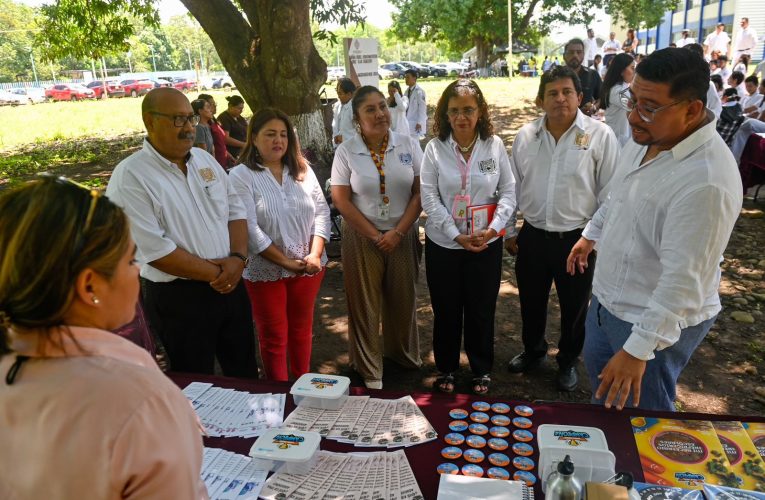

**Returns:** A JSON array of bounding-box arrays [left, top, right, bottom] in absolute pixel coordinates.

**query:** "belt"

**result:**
[[524, 222, 584, 239]]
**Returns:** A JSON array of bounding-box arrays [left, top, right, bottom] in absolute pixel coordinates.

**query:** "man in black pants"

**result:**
[[505, 66, 619, 390], [107, 87, 258, 378]]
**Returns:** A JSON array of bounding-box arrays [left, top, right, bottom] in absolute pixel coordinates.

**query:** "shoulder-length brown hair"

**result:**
[[432, 79, 493, 142], [238, 107, 308, 181]]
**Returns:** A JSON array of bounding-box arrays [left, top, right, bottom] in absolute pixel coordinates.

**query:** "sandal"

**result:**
[[434, 373, 455, 394], [472, 374, 491, 395]]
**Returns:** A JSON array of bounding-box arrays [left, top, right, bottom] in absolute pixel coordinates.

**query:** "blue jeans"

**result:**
[[583, 295, 716, 412]]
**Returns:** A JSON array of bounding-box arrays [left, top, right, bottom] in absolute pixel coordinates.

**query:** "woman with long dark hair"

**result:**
[[600, 53, 636, 146], [229, 108, 330, 381], [387, 80, 409, 135]]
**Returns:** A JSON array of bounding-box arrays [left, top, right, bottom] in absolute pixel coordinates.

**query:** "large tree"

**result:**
[[390, 0, 600, 70], [606, 0, 681, 31]]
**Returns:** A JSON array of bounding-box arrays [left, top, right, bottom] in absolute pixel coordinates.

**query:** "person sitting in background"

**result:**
[[0, 177, 206, 498], [729, 81, 765, 163], [332, 78, 357, 146], [717, 88, 745, 146], [229, 108, 330, 382], [711, 74, 724, 96], [728, 71, 747, 98], [742, 76, 762, 117], [733, 54, 750, 74], [198, 93, 235, 170], [685, 43, 722, 118], [716, 55, 732, 81], [601, 53, 636, 146], [218, 95, 248, 160], [191, 98, 214, 154], [387, 80, 409, 135]]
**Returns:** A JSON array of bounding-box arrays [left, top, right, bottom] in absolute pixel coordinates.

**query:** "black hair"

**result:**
[[635, 47, 708, 107], [745, 75, 759, 86], [197, 93, 213, 101], [432, 79, 493, 141], [387, 80, 403, 107], [601, 53, 635, 109], [722, 88, 739, 101], [191, 99, 207, 115], [730, 71, 745, 86], [683, 43, 705, 60], [351, 85, 386, 122], [336, 77, 357, 94], [225, 95, 245, 107], [710, 74, 724, 91], [404, 68, 418, 78], [564, 38, 585, 53], [537, 66, 582, 102]]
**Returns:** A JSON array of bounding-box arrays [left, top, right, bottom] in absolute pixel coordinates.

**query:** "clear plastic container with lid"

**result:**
[[290, 373, 350, 409], [248, 428, 321, 475], [537, 424, 615, 493]]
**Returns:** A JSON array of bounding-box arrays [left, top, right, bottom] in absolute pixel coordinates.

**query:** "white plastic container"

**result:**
[[248, 428, 321, 475], [290, 373, 350, 410], [537, 424, 616, 493]]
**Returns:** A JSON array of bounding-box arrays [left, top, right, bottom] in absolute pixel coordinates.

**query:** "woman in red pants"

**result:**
[[229, 108, 331, 381]]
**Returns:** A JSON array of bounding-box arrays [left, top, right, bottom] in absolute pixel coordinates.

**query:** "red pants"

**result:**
[[244, 270, 325, 381]]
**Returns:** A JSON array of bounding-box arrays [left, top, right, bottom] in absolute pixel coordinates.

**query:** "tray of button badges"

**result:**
[[438, 402, 538, 480]]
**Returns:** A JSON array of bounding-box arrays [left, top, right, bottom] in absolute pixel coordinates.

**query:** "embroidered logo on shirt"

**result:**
[[399, 153, 413, 166], [574, 132, 591, 149], [199, 167, 217, 182], [479, 159, 497, 174]]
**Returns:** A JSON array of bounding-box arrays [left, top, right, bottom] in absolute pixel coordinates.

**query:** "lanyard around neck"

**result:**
[[366, 134, 390, 202]]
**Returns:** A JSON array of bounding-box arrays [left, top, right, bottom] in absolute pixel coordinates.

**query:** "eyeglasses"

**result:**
[[618, 89, 686, 123], [148, 112, 200, 127], [446, 107, 478, 118]]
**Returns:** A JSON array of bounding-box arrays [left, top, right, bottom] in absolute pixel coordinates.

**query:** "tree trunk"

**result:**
[[180, 0, 333, 175], [474, 38, 491, 76]]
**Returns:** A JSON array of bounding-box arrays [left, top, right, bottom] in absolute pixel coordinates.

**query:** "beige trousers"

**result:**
[[340, 220, 422, 384]]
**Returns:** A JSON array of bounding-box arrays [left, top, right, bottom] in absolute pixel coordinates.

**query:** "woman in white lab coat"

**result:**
[[387, 80, 410, 136]]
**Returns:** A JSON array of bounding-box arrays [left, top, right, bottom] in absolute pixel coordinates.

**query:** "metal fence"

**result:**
[[0, 79, 84, 91]]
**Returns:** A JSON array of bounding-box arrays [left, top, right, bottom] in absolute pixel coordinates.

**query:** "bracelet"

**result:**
[[394, 229, 405, 238]]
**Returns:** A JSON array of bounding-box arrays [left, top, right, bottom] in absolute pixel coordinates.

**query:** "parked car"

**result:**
[[9, 87, 47, 104], [378, 66, 397, 79], [325, 66, 345, 83], [380, 63, 407, 78], [396, 61, 431, 78], [434, 62, 466, 76], [422, 63, 447, 77], [85, 80, 126, 98], [120, 79, 154, 97], [44, 84, 96, 101], [171, 77, 196, 92], [212, 75, 235, 89], [0, 89, 28, 106], [148, 78, 173, 89]]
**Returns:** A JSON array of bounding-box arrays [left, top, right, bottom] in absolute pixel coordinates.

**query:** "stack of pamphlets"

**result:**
[[202, 447, 269, 500], [259, 449, 424, 500], [281, 395, 438, 447], [183, 382, 286, 438]]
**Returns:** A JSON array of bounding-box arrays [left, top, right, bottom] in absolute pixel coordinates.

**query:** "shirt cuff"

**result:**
[[489, 219, 506, 235], [622, 326, 658, 361], [445, 225, 461, 242], [581, 220, 600, 242]]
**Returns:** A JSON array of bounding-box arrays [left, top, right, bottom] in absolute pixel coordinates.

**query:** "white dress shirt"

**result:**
[[390, 92, 410, 135], [584, 37, 600, 61], [405, 83, 427, 136], [508, 110, 620, 237], [602, 39, 621, 55], [733, 26, 758, 56], [605, 82, 632, 146], [707, 81, 722, 118], [331, 131, 422, 230], [107, 140, 246, 282], [743, 91, 762, 112], [582, 112, 743, 361], [420, 134, 516, 249], [704, 31, 730, 54], [229, 164, 331, 282], [676, 37, 696, 48], [332, 100, 356, 146]]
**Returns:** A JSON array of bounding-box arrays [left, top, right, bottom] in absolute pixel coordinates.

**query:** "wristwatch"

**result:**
[[229, 252, 249, 266]]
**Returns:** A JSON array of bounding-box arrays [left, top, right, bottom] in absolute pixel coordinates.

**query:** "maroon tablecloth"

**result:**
[[740, 133, 765, 194], [169, 373, 765, 499]]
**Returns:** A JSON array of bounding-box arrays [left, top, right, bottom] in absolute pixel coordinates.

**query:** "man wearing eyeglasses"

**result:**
[[107, 87, 259, 378], [505, 66, 619, 392], [566, 48, 742, 411]]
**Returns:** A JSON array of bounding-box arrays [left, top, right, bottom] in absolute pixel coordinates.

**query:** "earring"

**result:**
[[92, 296, 100, 305]]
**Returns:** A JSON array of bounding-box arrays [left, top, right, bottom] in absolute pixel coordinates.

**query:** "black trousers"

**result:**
[[425, 237, 503, 376], [514, 222, 595, 368], [141, 278, 259, 378]]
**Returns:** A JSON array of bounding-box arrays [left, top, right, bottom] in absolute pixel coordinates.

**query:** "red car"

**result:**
[[171, 78, 196, 92], [44, 84, 96, 101], [120, 79, 154, 97], [86, 80, 126, 98]]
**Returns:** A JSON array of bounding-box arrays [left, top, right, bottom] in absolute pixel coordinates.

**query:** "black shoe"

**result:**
[[507, 352, 547, 373], [558, 365, 579, 392]]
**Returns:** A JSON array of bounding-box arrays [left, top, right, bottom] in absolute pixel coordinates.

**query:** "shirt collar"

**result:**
[[143, 138, 194, 171], [347, 130, 400, 155], [9, 326, 158, 369], [536, 109, 587, 137]]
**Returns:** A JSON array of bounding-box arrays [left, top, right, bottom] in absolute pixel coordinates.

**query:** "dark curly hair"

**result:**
[[433, 79, 493, 141]]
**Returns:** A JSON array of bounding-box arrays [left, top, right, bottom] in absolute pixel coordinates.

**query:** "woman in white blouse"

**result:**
[[331, 85, 423, 390], [387, 80, 410, 135], [230, 108, 331, 382], [600, 53, 635, 146], [420, 79, 516, 395]]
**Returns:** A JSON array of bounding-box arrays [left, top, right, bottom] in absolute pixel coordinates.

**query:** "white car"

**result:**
[[0, 89, 28, 106], [326, 66, 345, 82], [11, 87, 46, 104], [378, 66, 397, 79], [434, 62, 466, 76]]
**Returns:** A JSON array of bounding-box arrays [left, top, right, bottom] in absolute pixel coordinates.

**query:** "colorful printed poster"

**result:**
[[712, 421, 765, 492]]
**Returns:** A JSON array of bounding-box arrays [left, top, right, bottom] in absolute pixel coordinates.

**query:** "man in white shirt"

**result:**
[[676, 29, 695, 48], [742, 75, 762, 116], [106, 87, 258, 378], [505, 66, 619, 392], [404, 69, 427, 138], [566, 48, 742, 411], [704, 23, 730, 59], [716, 55, 732, 82], [584, 28, 599, 67], [732, 17, 758, 61], [602, 32, 620, 68], [332, 77, 356, 147]]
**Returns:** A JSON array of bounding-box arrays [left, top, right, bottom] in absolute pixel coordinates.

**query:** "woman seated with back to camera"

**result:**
[[0, 177, 206, 498]]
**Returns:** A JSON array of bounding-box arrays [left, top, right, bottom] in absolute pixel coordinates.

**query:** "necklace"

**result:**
[[455, 133, 478, 153]]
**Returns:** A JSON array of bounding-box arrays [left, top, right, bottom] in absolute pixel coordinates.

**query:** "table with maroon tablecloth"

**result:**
[[740, 133, 765, 196], [169, 373, 765, 499]]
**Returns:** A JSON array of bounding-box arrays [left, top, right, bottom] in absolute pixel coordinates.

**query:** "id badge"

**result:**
[[377, 197, 390, 220], [452, 194, 470, 220]]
